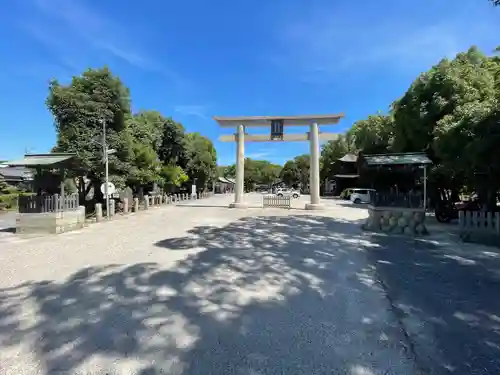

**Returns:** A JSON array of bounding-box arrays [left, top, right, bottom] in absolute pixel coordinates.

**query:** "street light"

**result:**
[[98, 119, 118, 220]]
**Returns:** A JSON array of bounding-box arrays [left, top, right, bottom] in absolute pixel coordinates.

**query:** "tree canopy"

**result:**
[[47, 66, 217, 200], [315, 45, 500, 208], [221, 159, 281, 190], [280, 154, 310, 189]]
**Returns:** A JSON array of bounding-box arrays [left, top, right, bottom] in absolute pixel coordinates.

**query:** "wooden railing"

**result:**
[[458, 211, 500, 236], [18, 194, 80, 213], [263, 195, 291, 209]]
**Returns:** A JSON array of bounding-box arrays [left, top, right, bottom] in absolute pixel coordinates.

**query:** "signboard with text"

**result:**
[[270, 119, 284, 140]]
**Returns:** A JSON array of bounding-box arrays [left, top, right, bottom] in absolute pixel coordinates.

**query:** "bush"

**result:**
[[0, 194, 19, 211], [0, 192, 35, 211]]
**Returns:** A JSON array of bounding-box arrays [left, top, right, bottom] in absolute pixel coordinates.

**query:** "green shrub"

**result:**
[[0, 192, 35, 211], [0, 194, 19, 211]]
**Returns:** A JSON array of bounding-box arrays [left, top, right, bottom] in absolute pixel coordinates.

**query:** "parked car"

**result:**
[[350, 188, 376, 204], [276, 189, 300, 199], [340, 188, 355, 200]]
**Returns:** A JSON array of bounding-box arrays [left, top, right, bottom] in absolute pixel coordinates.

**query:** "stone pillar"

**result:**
[[95, 203, 103, 222], [230, 124, 247, 208], [144, 195, 149, 210], [133, 197, 139, 212], [78, 205, 86, 227], [123, 198, 129, 213], [109, 199, 116, 217], [306, 122, 323, 210]]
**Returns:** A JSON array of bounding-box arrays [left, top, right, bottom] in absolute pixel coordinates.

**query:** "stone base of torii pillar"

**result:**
[[229, 202, 248, 209], [305, 203, 325, 211]]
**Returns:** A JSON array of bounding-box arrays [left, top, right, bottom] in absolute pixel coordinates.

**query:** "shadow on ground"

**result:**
[[366, 234, 500, 375], [0, 215, 418, 375]]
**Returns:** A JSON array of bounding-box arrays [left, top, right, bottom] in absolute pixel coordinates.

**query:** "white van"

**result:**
[[350, 188, 376, 204]]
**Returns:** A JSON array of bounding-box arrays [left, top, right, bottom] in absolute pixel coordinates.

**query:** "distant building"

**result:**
[[0, 165, 34, 188], [215, 176, 235, 193], [325, 153, 360, 195]]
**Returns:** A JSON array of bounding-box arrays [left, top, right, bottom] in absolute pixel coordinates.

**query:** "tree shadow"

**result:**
[[366, 234, 500, 374], [0, 215, 419, 374]]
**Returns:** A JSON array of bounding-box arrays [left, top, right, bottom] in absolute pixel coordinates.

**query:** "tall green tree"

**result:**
[[280, 154, 310, 189], [160, 165, 189, 192], [348, 114, 394, 154], [47, 67, 133, 200], [158, 118, 187, 166], [124, 111, 166, 189], [280, 160, 300, 187], [184, 132, 217, 188]]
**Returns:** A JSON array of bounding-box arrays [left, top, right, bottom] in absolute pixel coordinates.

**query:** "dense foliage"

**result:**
[[46, 67, 217, 200], [220, 159, 282, 191], [316, 46, 500, 208]]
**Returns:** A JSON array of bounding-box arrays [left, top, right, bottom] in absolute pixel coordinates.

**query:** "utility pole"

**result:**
[[101, 119, 110, 220]]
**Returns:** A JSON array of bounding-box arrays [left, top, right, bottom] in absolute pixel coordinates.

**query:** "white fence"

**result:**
[[458, 211, 500, 236], [263, 195, 291, 209]]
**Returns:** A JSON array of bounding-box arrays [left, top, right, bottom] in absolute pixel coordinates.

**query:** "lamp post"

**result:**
[[99, 119, 116, 219], [420, 164, 428, 211]]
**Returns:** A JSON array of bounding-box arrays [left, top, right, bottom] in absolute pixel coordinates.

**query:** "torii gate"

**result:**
[[215, 114, 344, 210]]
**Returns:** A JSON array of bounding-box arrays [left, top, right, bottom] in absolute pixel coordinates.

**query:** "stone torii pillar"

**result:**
[[215, 114, 344, 210], [229, 124, 247, 208], [306, 122, 321, 210]]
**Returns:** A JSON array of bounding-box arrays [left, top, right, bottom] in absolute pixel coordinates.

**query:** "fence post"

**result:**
[[144, 195, 149, 210], [109, 199, 115, 217], [95, 203, 103, 222], [53, 194, 60, 212], [465, 211, 472, 229], [133, 198, 139, 212], [458, 210, 464, 231], [487, 211, 492, 230], [78, 205, 86, 226], [123, 198, 129, 213]]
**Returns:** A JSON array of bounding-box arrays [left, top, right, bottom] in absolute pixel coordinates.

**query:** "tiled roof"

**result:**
[[363, 153, 432, 166], [0, 167, 34, 180], [5, 153, 76, 167], [338, 153, 358, 163]]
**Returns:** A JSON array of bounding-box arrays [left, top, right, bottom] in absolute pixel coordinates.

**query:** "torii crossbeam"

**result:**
[[215, 114, 344, 210]]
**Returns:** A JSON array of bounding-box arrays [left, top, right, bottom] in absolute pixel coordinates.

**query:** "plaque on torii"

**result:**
[[215, 114, 345, 210]]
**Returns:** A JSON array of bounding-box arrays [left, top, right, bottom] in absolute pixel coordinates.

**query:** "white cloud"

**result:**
[[272, 2, 500, 82], [174, 105, 209, 119], [246, 152, 270, 159]]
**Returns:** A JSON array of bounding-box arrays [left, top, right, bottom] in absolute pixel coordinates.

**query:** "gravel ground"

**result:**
[[366, 232, 500, 375], [0, 194, 421, 374]]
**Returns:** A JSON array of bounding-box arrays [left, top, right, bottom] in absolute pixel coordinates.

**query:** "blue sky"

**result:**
[[0, 0, 499, 165]]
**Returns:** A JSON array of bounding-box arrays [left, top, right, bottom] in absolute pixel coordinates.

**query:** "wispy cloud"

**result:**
[[174, 105, 209, 119], [246, 152, 270, 159], [271, 2, 500, 83], [18, 0, 184, 84]]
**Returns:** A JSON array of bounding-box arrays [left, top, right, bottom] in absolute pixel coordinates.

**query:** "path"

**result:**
[[366, 233, 500, 374], [0, 194, 419, 375]]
